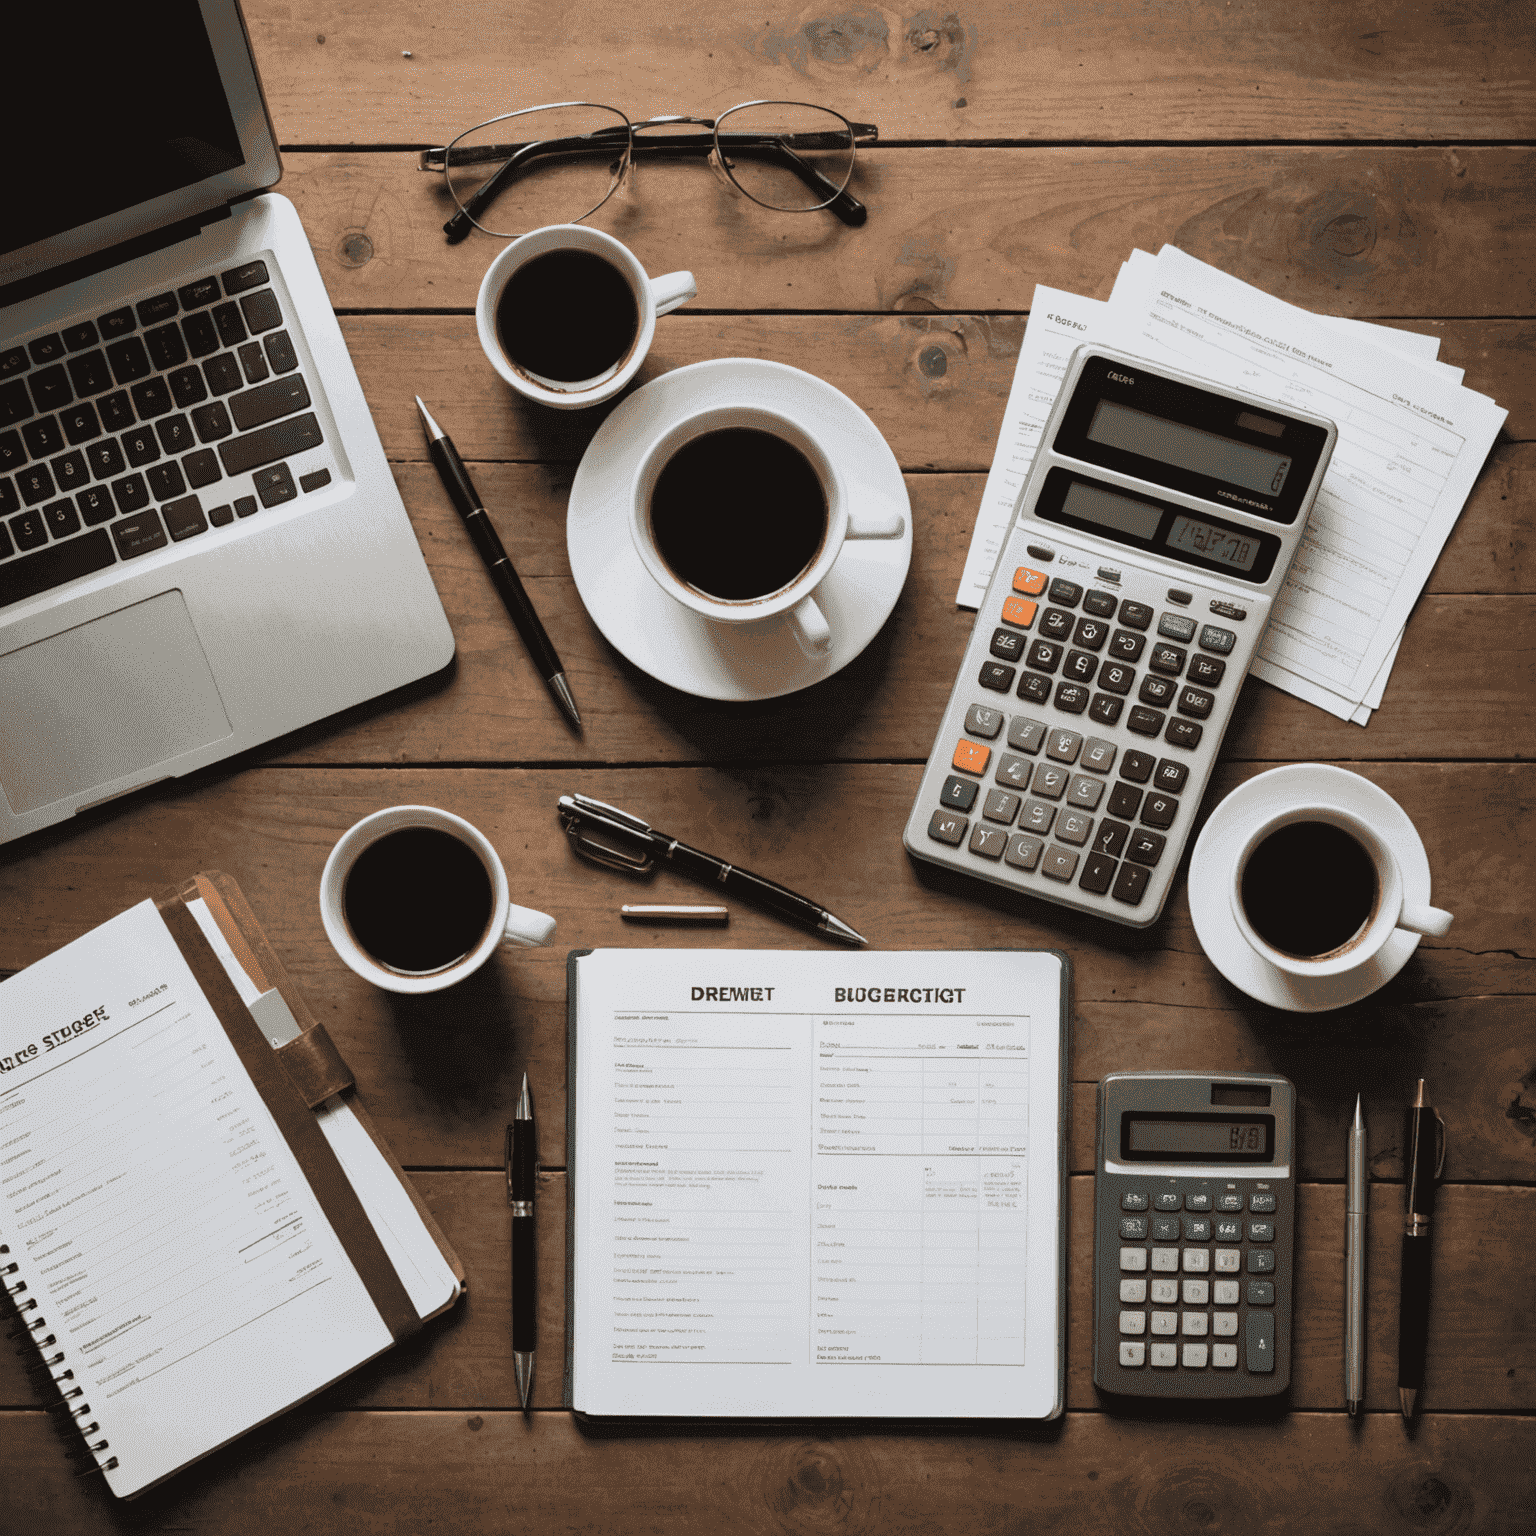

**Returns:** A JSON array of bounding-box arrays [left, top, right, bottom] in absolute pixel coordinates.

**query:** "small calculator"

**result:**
[[1093, 1071, 1295, 1398], [903, 346, 1336, 926]]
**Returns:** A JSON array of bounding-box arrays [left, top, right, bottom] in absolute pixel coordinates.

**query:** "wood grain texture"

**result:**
[[282, 147, 1536, 315], [244, 0, 1536, 144]]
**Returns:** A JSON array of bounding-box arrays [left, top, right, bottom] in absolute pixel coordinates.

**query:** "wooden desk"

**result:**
[[3, 2, 1532, 1529]]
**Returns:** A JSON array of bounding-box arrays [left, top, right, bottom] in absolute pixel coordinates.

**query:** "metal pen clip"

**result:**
[[557, 794, 656, 874]]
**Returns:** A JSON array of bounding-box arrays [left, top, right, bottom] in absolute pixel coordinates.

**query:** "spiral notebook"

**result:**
[[0, 873, 463, 1499]]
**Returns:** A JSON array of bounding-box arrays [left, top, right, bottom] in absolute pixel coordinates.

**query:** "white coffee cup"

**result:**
[[475, 224, 695, 410], [629, 403, 905, 655], [1230, 804, 1452, 980], [319, 806, 555, 995]]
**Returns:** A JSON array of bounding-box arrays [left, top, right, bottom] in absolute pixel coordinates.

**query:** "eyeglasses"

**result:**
[[418, 101, 877, 243]]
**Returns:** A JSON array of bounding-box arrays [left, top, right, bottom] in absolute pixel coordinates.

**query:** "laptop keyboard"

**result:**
[[0, 259, 332, 611]]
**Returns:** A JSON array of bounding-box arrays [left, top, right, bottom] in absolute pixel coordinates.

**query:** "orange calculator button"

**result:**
[[1001, 596, 1038, 629], [1013, 566, 1048, 596], [952, 739, 991, 775]]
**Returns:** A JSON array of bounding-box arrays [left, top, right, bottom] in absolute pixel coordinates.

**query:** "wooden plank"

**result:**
[[4, 1177, 1528, 1414], [1, 765, 1529, 1176], [283, 147, 1536, 316], [244, 0, 1536, 144], [1, 1405, 1531, 1532]]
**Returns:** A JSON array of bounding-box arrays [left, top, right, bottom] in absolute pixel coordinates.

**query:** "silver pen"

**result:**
[[1345, 1093, 1367, 1415]]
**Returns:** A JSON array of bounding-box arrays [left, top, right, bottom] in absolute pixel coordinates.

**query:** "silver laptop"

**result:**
[[0, 0, 454, 844]]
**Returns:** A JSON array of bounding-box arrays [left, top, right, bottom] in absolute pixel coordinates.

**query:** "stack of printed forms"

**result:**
[[958, 246, 1506, 724]]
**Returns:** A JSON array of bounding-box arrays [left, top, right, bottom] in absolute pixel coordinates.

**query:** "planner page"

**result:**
[[570, 949, 1066, 1419], [0, 901, 393, 1498]]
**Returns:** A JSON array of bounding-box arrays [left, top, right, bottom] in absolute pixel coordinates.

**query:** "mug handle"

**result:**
[[1399, 902, 1453, 938], [846, 509, 906, 539], [650, 270, 697, 317], [502, 903, 557, 949], [789, 594, 833, 655]]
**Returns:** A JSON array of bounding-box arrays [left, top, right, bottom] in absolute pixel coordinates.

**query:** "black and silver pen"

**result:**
[[1398, 1078, 1444, 1420], [416, 396, 581, 731], [507, 1073, 536, 1410], [557, 793, 866, 945], [1345, 1093, 1367, 1415]]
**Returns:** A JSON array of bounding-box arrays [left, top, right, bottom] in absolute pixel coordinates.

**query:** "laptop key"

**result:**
[[106, 335, 151, 385], [23, 417, 64, 457], [0, 477, 17, 516], [235, 495, 258, 517], [147, 462, 186, 502], [0, 518, 11, 555], [181, 311, 220, 358], [240, 289, 282, 333], [42, 498, 80, 539], [62, 401, 101, 444], [97, 306, 135, 338], [122, 427, 161, 467], [85, 438, 126, 478], [264, 330, 298, 373], [77, 486, 115, 525], [28, 334, 66, 366], [207, 502, 234, 526], [135, 292, 179, 326], [221, 259, 270, 295], [237, 341, 269, 384], [169, 365, 208, 408], [155, 414, 195, 455], [130, 377, 172, 418], [9, 508, 48, 549], [17, 465, 55, 505], [49, 450, 90, 494], [29, 364, 72, 412], [162, 495, 208, 542], [62, 321, 99, 352], [0, 347, 27, 376], [144, 323, 188, 371], [182, 449, 221, 489], [99, 390, 135, 431], [219, 413, 323, 477], [66, 349, 114, 397], [0, 432, 22, 472], [203, 353, 244, 395], [212, 302, 247, 347], [230, 376, 310, 432], [112, 509, 168, 559], [0, 526, 116, 609], [254, 462, 298, 508], [111, 472, 150, 515], [1, 379, 33, 425], [191, 401, 233, 442], [178, 276, 222, 310]]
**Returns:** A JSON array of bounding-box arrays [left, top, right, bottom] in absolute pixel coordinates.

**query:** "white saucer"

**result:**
[[567, 358, 912, 701], [1188, 764, 1433, 1012]]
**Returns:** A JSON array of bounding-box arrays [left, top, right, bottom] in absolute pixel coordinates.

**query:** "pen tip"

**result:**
[[516, 1073, 531, 1120], [414, 394, 444, 441], [1413, 1078, 1428, 1108], [821, 914, 867, 946], [549, 673, 582, 730]]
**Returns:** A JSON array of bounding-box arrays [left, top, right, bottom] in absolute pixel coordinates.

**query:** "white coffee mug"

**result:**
[[475, 224, 695, 409], [1230, 804, 1452, 980], [629, 403, 905, 655], [319, 805, 555, 995]]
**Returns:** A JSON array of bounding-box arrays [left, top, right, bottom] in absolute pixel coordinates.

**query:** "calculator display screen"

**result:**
[[1166, 514, 1260, 573], [1061, 481, 1164, 541], [1088, 400, 1292, 497], [1120, 1112, 1275, 1163]]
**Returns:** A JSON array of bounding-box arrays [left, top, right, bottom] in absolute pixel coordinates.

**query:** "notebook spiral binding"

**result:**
[[0, 1243, 119, 1480]]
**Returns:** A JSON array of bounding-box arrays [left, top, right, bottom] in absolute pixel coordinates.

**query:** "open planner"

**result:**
[[565, 948, 1069, 1420], [0, 873, 463, 1499]]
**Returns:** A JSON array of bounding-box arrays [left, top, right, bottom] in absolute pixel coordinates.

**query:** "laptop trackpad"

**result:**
[[0, 590, 233, 815]]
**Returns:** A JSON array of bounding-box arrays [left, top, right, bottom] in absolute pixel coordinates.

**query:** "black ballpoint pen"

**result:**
[[557, 793, 866, 945], [507, 1073, 536, 1410], [1398, 1078, 1444, 1420], [416, 396, 582, 731]]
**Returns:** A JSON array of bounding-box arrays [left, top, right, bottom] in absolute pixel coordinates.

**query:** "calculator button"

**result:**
[[1032, 763, 1068, 799], [1138, 674, 1176, 706], [1119, 1310, 1147, 1335], [1182, 1248, 1209, 1273], [1027, 639, 1061, 673], [1199, 624, 1236, 655], [1013, 566, 1048, 596], [1054, 682, 1090, 714], [1121, 1191, 1149, 1211], [1150, 644, 1187, 676], [1165, 718, 1203, 750], [1217, 1193, 1244, 1213], [1151, 1216, 1179, 1241], [1108, 628, 1146, 661], [1096, 568, 1121, 582], [1213, 1281, 1239, 1306], [1183, 1217, 1211, 1241], [1149, 1307, 1177, 1331], [940, 775, 978, 811], [1246, 1311, 1275, 1372], [1120, 1216, 1148, 1240], [1182, 1343, 1209, 1369], [968, 825, 1007, 859], [1247, 1249, 1276, 1274], [1189, 653, 1226, 686], [1141, 793, 1178, 830], [1083, 589, 1117, 617], [982, 788, 1021, 824], [964, 703, 1004, 738], [1089, 693, 1124, 726], [1212, 1311, 1238, 1336], [1119, 1341, 1147, 1367], [1004, 832, 1044, 871], [978, 662, 1015, 692], [1046, 728, 1083, 764], [1067, 775, 1104, 810], [995, 752, 1032, 789], [952, 740, 991, 775], [1120, 1277, 1148, 1303], [1073, 616, 1109, 650], [1150, 1277, 1178, 1305], [1248, 1220, 1275, 1243], [1176, 686, 1214, 720], [1128, 829, 1167, 867], [1063, 648, 1098, 682], [1056, 810, 1093, 846], [1153, 758, 1189, 794], [927, 810, 967, 845], [1119, 750, 1156, 784], [990, 627, 1025, 662], [1020, 799, 1056, 834], [1214, 1217, 1242, 1243], [1154, 1193, 1181, 1212], [1214, 1248, 1241, 1273], [1041, 607, 1074, 641], [1007, 716, 1047, 753], [1041, 845, 1079, 882], [1182, 1280, 1208, 1305], [1127, 707, 1164, 736], [1097, 661, 1134, 695], [1181, 1312, 1208, 1337], [1211, 1342, 1238, 1368], [1112, 863, 1150, 905], [1210, 600, 1247, 620], [1048, 577, 1082, 606], [1016, 673, 1051, 704], [1247, 1279, 1275, 1305], [1001, 595, 1038, 628], [1249, 1192, 1276, 1213], [1078, 853, 1116, 894], [1026, 544, 1054, 562], [1081, 737, 1116, 772], [1158, 612, 1197, 642], [1118, 600, 1153, 630], [1167, 588, 1192, 605], [1149, 1342, 1177, 1367], [1094, 819, 1130, 858]]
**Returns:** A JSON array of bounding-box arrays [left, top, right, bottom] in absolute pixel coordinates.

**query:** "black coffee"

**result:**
[[344, 827, 495, 974], [1240, 820, 1378, 958], [649, 428, 828, 601], [496, 249, 639, 383]]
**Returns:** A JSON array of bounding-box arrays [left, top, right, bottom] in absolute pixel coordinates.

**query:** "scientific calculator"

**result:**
[[903, 346, 1336, 926], [1092, 1071, 1295, 1398]]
